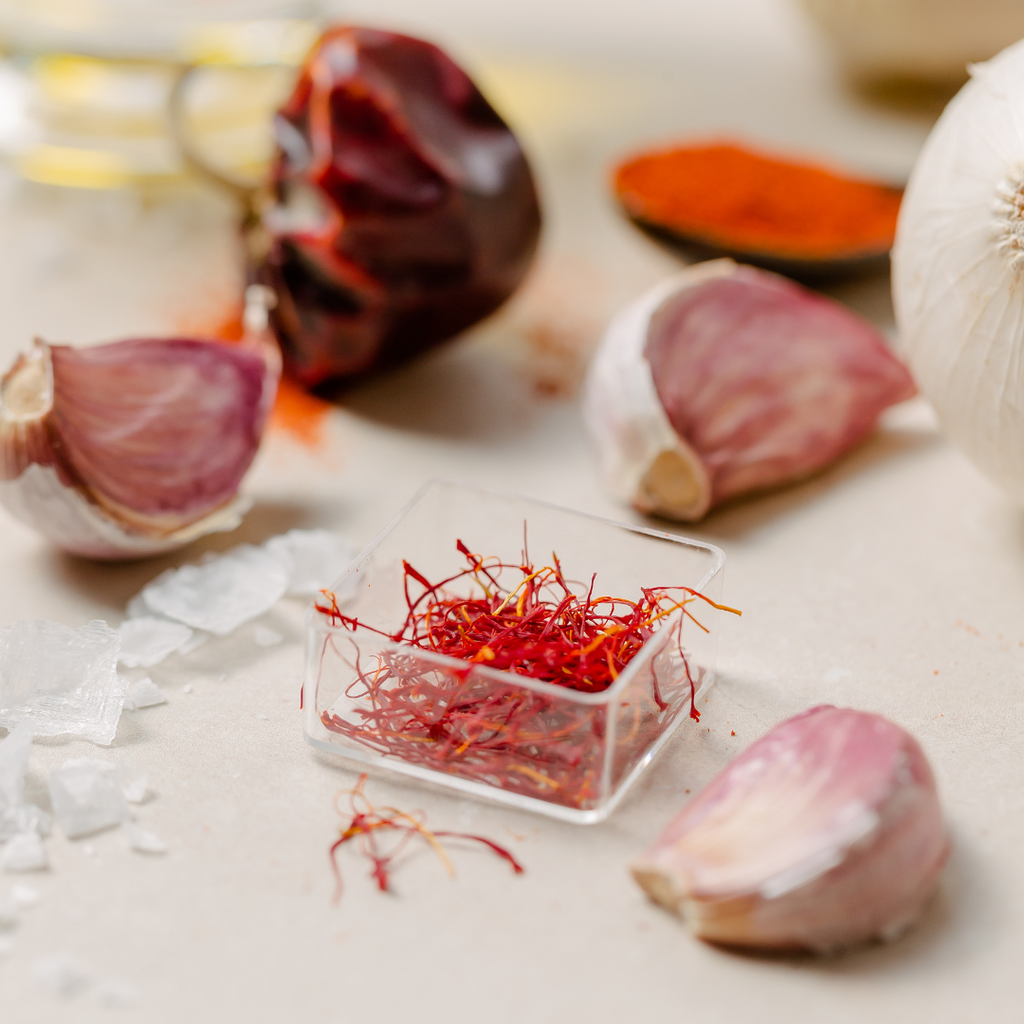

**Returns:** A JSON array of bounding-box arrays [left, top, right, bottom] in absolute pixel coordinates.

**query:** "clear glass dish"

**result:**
[[303, 481, 727, 824]]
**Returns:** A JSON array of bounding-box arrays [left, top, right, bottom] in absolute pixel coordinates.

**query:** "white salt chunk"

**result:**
[[0, 621, 126, 745], [116, 618, 192, 668], [177, 629, 210, 655], [253, 626, 282, 648], [10, 882, 40, 907], [49, 760, 130, 839], [0, 894, 17, 928], [123, 822, 167, 855], [115, 766, 149, 805], [122, 678, 166, 711], [132, 545, 289, 635], [0, 722, 35, 840], [265, 528, 358, 596], [183, 684, 193, 694], [33, 951, 91, 997], [96, 976, 137, 1007], [0, 722, 50, 840], [1, 832, 47, 872]]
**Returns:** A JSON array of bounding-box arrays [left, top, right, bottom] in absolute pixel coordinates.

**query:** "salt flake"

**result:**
[[49, 760, 130, 839], [265, 528, 358, 596], [122, 678, 167, 711], [131, 545, 289, 635], [116, 617, 193, 668], [9, 882, 40, 907], [0, 621, 126, 745], [123, 822, 167, 855], [115, 766, 149, 804], [1, 831, 47, 872], [0, 894, 17, 928]]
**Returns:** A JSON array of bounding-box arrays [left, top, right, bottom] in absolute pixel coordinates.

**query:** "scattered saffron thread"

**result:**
[[315, 538, 740, 809], [329, 773, 523, 900]]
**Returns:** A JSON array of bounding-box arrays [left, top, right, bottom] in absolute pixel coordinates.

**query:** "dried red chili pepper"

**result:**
[[258, 26, 542, 387]]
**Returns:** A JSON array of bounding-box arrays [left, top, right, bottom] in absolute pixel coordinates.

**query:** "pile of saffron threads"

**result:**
[[329, 773, 523, 900], [316, 539, 740, 809]]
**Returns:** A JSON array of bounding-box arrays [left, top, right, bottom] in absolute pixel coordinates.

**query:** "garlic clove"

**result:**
[[584, 260, 916, 521], [0, 314, 278, 559], [631, 705, 949, 953]]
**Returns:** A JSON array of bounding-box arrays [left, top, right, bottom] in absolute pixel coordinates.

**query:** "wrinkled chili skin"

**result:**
[[259, 26, 542, 387]]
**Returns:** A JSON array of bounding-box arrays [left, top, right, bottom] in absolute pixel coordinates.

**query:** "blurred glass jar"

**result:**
[[0, 0, 324, 189], [798, 0, 1024, 84]]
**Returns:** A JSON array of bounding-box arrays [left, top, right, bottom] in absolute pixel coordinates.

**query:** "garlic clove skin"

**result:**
[[631, 706, 949, 953], [0, 317, 278, 560], [584, 260, 916, 521]]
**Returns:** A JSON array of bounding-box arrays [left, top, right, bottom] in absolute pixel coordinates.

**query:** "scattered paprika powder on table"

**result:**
[[614, 141, 902, 262]]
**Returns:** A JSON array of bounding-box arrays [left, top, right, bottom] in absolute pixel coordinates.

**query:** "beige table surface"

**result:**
[[0, 1, 1017, 1021]]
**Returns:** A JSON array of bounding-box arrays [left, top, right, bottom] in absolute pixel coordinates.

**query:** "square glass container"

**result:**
[[303, 481, 727, 824]]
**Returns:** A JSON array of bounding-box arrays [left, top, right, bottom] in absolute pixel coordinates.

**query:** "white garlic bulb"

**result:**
[[0, 302, 278, 559], [584, 260, 915, 521], [631, 706, 948, 952], [892, 39, 1024, 504]]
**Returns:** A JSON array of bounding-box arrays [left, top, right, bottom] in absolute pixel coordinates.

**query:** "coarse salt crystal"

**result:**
[[122, 678, 167, 711], [264, 529, 358, 596], [132, 545, 289, 635], [123, 822, 167, 855], [9, 882, 40, 907], [116, 766, 149, 805], [1, 831, 47, 872], [0, 722, 36, 841], [48, 760, 130, 839], [116, 617, 193, 668], [0, 621, 126, 745], [0, 893, 17, 928]]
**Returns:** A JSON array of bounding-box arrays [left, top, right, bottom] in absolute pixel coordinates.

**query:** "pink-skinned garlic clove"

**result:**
[[0, 291, 279, 559], [631, 706, 949, 953], [583, 260, 916, 521]]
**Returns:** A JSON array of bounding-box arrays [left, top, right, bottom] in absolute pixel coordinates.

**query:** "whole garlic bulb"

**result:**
[[0, 318, 278, 559], [584, 260, 915, 521], [893, 39, 1024, 504], [631, 706, 949, 952]]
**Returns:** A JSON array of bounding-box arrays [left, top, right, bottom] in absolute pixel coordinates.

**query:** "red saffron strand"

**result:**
[[317, 541, 741, 809], [329, 774, 524, 901]]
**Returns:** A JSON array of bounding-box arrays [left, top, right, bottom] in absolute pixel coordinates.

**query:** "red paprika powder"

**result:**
[[614, 142, 902, 261]]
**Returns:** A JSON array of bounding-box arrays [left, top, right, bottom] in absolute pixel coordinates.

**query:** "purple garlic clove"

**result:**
[[256, 25, 542, 387], [631, 705, 949, 953], [0, 316, 278, 559], [584, 260, 916, 520]]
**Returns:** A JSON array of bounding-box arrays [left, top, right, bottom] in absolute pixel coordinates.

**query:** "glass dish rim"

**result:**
[[305, 478, 726, 708]]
